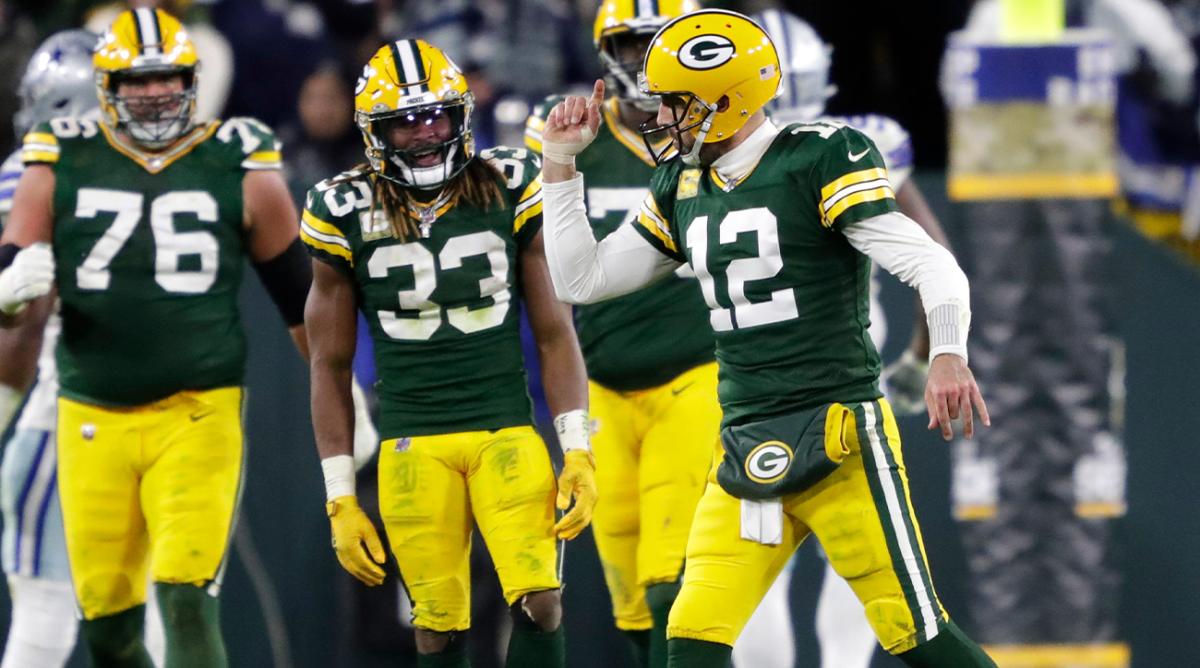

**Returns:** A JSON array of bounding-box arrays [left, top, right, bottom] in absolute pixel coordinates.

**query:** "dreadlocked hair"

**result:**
[[335, 158, 508, 241]]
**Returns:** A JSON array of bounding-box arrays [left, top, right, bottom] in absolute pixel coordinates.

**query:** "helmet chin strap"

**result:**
[[680, 107, 716, 166]]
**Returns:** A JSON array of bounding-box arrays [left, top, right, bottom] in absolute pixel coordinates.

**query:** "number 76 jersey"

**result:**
[[632, 123, 899, 428], [301, 148, 544, 438], [21, 116, 282, 407]]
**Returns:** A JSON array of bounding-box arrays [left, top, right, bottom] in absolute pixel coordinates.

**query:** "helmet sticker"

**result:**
[[678, 34, 736, 70]]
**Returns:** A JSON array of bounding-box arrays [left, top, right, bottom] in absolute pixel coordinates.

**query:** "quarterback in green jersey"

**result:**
[[303, 39, 594, 668], [539, 9, 995, 668], [0, 9, 316, 667], [526, 2, 716, 666]]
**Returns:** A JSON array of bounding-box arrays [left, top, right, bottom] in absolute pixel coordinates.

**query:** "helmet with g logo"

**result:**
[[592, 0, 699, 111], [639, 9, 781, 164], [354, 39, 475, 190]]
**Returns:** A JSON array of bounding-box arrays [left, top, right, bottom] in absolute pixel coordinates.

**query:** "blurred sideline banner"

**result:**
[[943, 30, 1128, 668]]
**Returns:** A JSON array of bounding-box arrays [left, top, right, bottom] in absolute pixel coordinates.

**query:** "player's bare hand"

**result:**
[[327, 495, 387, 586], [925, 353, 990, 441], [541, 79, 604, 166], [553, 450, 597, 540]]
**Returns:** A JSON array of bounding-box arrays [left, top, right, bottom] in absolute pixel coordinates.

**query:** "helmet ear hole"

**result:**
[[716, 95, 730, 113]]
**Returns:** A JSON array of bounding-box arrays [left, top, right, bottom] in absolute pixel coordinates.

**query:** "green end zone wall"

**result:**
[[2, 172, 1194, 667]]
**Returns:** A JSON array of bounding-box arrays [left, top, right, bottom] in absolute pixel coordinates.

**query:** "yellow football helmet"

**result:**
[[94, 8, 199, 148], [593, 0, 699, 111], [354, 40, 475, 190], [639, 9, 781, 165]]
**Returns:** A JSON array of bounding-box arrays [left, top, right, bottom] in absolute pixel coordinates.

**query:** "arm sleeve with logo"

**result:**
[[630, 162, 688, 263], [810, 126, 899, 231]]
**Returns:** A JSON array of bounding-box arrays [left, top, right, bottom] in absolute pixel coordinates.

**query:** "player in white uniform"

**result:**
[[731, 10, 955, 668]]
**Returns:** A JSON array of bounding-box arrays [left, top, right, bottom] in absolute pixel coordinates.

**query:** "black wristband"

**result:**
[[0, 244, 19, 271], [252, 238, 311, 326]]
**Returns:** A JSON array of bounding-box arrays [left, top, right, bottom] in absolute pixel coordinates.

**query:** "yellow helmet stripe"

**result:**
[[133, 7, 162, 55], [637, 0, 660, 19], [392, 40, 429, 94]]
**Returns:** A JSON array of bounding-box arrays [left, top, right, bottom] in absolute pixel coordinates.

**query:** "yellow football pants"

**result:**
[[57, 387, 244, 620], [377, 426, 560, 633], [667, 399, 948, 654], [589, 362, 720, 631]]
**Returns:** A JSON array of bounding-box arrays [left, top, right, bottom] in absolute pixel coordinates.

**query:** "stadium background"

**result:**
[[0, 0, 1197, 666]]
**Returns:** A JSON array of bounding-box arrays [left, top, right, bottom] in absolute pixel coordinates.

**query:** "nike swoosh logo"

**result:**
[[671, 382, 695, 397], [189, 410, 213, 422], [848, 148, 870, 162]]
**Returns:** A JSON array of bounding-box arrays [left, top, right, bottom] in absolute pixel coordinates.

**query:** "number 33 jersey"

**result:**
[[632, 123, 900, 428], [301, 148, 544, 438], [21, 116, 283, 407]]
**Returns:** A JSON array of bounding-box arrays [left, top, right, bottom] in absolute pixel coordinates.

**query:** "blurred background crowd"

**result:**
[[0, 1, 1198, 667]]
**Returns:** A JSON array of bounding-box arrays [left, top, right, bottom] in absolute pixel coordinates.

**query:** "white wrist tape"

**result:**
[[321, 455, 355, 501], [927, 302, 970, 362], [554, 409, 591, 452], [541, 127, 594, 166]]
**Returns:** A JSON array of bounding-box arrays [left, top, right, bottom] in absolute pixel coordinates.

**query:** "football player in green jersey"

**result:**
[[303, 40, 594, 668], [539, 9, 996, 668], [0, 9, 317, 667], [526, 2, 717, 666]]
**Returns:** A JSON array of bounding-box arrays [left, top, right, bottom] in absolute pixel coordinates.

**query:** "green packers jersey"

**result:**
[[632, 121, 899, 427], [301, 148, 543, 437], [527, 97, 714, 391], [22, 116, 283, 406]]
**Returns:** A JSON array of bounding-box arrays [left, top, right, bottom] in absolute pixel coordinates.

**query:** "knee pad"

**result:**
[[513, 590, 562, 633]]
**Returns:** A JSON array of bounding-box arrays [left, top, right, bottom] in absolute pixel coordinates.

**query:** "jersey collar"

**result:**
[[710, 119, 779, 192], [99, 121, 220, 174]]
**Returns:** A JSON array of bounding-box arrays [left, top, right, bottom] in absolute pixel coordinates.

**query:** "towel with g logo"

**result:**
[[716, 402, 853, 500]]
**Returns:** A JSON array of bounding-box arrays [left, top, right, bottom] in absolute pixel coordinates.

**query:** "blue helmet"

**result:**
[[14, 30, 100, 138], [752, 10, 836, 124]]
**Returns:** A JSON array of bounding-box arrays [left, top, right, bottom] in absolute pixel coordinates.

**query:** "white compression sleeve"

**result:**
[[842, 210, 971, 361], [541, 174, 681, 304]]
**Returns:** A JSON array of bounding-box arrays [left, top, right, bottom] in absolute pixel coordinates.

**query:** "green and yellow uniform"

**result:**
[[633, 122, 949, 653], [527, 97, 720, 632], [302, 147, 561, 632], [22, 115, 281, 618]]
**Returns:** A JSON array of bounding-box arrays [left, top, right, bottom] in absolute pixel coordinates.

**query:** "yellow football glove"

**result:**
[[553, 450, 597, 540], [326, 495, 387, 586]]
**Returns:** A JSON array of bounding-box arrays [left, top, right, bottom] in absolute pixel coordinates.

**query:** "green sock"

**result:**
[[156, 582, 227, 668], [666, 637, 731, 668], [417, 634, 470, 668], [623, 629, 651, 667], [645, 581, 681, 668], [505, 601, 565, 668], [897, 620, 998, 667], [81, 605, 154, 668]]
